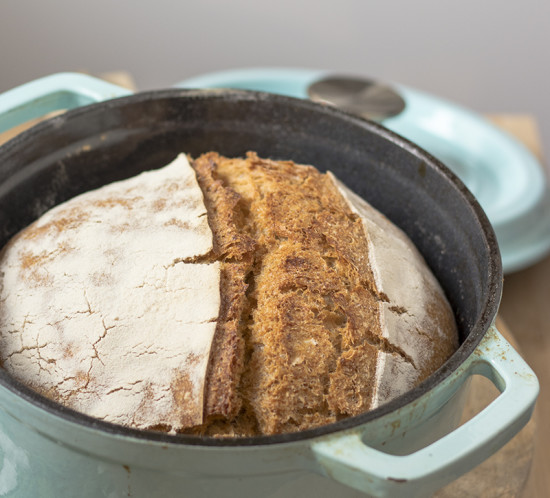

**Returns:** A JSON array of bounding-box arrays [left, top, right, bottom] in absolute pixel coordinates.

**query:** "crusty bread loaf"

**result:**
[[0, 152, 458, 436]]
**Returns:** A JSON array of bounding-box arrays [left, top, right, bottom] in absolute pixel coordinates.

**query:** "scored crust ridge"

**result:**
[[190, 151, 457, 436]]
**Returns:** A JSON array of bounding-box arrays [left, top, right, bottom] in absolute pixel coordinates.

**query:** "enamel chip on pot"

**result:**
[[0, 152, 458, 436]]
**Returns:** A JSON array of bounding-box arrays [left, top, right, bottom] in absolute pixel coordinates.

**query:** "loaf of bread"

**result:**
[[0, 152, 458, 436]]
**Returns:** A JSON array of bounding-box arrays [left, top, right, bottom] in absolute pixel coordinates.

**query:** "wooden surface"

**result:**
[[500, 255, 550, 498], [436, 114, 549, 498], [486, 115, 548, 498], [0, 75, 546, 496]]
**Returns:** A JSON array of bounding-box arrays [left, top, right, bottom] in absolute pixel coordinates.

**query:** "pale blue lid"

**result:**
[[177, 68, 550, 273]]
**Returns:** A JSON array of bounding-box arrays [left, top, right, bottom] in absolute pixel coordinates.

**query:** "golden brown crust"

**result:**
[[192, 154, 256, 422], [191, 152, 387, 435], [192, 153, 256, 260]]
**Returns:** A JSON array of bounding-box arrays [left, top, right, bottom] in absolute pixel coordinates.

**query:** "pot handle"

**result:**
[[0, 72, 132, 135], [311, 325, 539, 498]]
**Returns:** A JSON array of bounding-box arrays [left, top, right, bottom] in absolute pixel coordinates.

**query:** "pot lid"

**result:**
[[176, 68, 550, 274]]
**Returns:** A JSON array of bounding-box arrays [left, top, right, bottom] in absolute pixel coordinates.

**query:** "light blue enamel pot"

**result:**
[[0, 73, 539, 498]]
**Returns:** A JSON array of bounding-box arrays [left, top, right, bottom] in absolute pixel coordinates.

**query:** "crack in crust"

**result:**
[[0, 154, 220, 431]]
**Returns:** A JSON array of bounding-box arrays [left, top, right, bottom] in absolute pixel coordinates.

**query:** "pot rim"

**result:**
[[0, 88, 503, 447]]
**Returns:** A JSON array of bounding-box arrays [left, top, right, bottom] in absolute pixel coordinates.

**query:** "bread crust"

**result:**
[[192, 152, 458, 436], [0, 151, 458, 437]]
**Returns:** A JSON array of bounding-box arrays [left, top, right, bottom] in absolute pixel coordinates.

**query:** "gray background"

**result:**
[[1, 0, 548, 152]]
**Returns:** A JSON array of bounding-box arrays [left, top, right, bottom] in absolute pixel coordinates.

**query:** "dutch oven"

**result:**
[[0, 73, 539, 497]]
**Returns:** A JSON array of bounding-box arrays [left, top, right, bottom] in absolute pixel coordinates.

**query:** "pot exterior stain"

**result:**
[[123, 464, 132, 497]]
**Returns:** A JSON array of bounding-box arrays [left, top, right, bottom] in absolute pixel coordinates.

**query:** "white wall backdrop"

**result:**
[[1, 0, 548, 151]]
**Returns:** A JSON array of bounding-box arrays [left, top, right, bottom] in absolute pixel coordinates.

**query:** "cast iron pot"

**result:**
[[0, 74, 539, 498]]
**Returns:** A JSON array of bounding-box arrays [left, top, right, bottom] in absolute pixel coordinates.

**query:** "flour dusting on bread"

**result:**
[[0, 154, 220, 431], [329, 174, 458, 407]]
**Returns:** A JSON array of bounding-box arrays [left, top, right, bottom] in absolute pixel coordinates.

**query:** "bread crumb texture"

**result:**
[[0, 151, 458, 437]]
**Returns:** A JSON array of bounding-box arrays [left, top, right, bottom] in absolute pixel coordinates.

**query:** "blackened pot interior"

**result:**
[[0, 89, 502, 446]]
